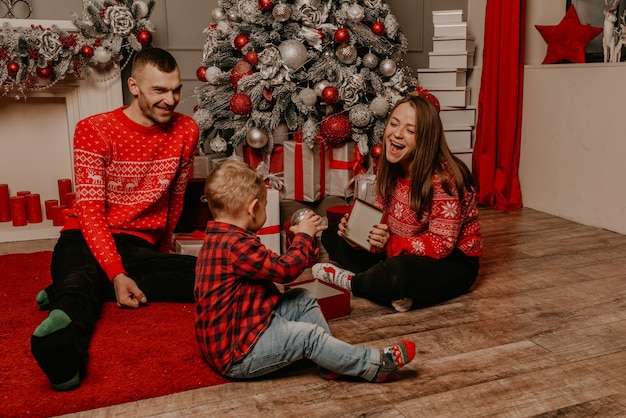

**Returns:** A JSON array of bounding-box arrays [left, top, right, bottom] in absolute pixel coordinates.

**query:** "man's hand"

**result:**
[[112, 273, 147, 309]]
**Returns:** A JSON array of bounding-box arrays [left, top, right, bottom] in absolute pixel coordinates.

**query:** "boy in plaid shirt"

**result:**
[[194, 160, 415, 382]]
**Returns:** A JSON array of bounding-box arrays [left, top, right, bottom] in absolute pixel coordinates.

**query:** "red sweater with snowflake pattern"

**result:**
[[61, 107, 199, 280], [376, 172, 483, 259]]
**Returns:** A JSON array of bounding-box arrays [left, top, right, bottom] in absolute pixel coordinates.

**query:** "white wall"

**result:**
[[521, 0, 626, 235]]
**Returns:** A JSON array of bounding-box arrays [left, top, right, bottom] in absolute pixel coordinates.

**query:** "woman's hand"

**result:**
[[368, 223, 390, 253]]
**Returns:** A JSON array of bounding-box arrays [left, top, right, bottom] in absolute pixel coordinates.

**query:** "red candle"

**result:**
[[58, 179, 73, 206], [10, 196, 27, 227], [16, 190, 31, 196], [65, 192, 77, 209], [25, 194, 43, 223], [0, 184, 10, 222], [52, 205, 66, 226], [44, 199, 58, 220]]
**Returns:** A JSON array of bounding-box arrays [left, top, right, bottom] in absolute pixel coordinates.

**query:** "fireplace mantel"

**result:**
[[0, 19, 124, 242]]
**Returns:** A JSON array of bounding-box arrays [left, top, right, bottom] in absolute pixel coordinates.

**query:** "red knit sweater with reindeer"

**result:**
[[62, 107, 199, 280]]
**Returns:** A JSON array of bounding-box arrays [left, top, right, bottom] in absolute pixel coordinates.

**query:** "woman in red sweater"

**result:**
[[30, 48, 199, 391], [314, 94, 483, 312]]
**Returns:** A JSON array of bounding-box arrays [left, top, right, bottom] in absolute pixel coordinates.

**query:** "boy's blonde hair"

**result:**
[[204, 160, 266, 217]]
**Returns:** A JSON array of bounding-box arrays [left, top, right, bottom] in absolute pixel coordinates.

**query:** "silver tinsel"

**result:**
[[349, 104, 373, 128]]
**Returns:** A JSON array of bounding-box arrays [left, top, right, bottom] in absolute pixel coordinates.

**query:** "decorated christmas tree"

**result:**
[[193, 0, 419, 157]]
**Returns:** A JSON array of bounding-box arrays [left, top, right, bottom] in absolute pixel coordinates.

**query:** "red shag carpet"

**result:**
[[0, 251, 228, 418]]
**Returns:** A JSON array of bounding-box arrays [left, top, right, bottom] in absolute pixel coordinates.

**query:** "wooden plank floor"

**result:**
[[3, 207, 625, 417]]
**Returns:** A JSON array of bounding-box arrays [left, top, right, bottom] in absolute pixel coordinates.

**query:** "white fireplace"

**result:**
[[0, 19, 123, 242]]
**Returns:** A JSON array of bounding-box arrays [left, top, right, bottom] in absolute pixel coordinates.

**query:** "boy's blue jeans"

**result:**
[[225, 288, 380, 381]]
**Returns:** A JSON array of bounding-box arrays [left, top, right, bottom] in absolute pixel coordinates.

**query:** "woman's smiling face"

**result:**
[[383, 101, 417, 173]]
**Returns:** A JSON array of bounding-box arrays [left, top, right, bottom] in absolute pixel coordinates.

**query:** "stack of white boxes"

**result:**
[[418, 10, 476, 169]]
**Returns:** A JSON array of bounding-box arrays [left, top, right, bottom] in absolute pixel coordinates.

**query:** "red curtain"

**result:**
[[472, 0, 526, 210]]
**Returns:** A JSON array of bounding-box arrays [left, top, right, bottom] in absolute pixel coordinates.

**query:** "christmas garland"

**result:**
[[0, 0, 155, 96]]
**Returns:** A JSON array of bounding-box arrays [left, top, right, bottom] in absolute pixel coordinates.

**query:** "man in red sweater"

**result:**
[[30, 48, 199, 391]]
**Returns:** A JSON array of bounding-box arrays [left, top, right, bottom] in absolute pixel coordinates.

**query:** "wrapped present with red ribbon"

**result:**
[[283, 140, 328, 202], [327, 142, 366, 197], [257, 188, 281, 254], [192, 153, 228, 179], [172, 230, 206, 256], [243, 145, 284, 175]]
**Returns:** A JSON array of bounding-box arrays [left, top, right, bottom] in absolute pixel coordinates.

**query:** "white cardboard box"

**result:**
[[440, 106, 476, 128], [445, 128, 473, 150], [453, 150, 473, 170], [429, 51, 474, 69], [429, 87, 470, 108], [432, 10, 464, 24], [433, 22, 467, 38], [418, 68, 467, 88], [433, 36, 475, 53]]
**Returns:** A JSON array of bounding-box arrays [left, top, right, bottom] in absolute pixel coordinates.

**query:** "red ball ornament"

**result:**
[[234, 34, 249, 51], [321, 86, 339, 104], [319, 113, 352, 146], [229, 60, 254, 90], [36, 66, 53, 79], [371, 21, 386, 36], [80, 45, 94, 58], [258, 0, 273, 12], [333, 27, 350, 44], [370, 144, 383, 159], [243, 50, 258, 66], [196, 66, 207, 82], [229, 93, 253, 115], [7, 61, 19, 76], [136, 29, 153, 46]]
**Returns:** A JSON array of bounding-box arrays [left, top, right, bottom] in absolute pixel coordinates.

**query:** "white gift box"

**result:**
[[351, 173, 377, 204], [433, 22, 468, 38], [432, 10, 464, 24], [327, 142, 357, 197], [258, 188, 281, 254], [445, 128, 473, 151], [172, 232, 206, 257], [428, 87, 470, 108], [440, 106, 476, 128], [432, 36, 475, 53], [428, 51, 474, 69], [453, 151, 473, 170], [283, 140, 329, 202], [418, 68, 467, 88]]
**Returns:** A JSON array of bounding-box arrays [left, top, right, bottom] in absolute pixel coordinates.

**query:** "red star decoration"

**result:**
[[535, 5, 602, 64]]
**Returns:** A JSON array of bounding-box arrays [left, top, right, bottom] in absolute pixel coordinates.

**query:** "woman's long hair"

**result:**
[[376, 94, 476, 213]]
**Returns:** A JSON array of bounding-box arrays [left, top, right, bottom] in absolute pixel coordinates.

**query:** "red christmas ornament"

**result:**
[[258, 0, 273, 12], [196, 66, 208, 82], [136, 29, 153, 46], [370, 143, 383, 159], [243, 50, 258, 66], [321, 85, 339, 104], [36, 66, 53, 79], [234, 34, 249, 51], [80, 45, 94, 58], [316, 28, 325, 41], [334, 27, 350, 44], [229, 93, 253, 115], [229, 60, 254, 90], [319, 113, 352, 146], [7, 61, 19, 76], [371, 21, 386, 36]]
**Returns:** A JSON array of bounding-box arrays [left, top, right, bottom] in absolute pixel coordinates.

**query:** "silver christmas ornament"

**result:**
[[362, 52, 379, 69], [370, 97, 390, 118], [272, 3, 291, 22], [246, 127, 269, 149], [346, 4, 365, 22], [210, 135, 228, 153], [272, 123, 290, 144], [211, 7, 226, 22], [93, 47, 112, 64], [205, 66, 222, 85], [379, 58, 397, 77], [299, 88, 318, 106], [314, 80, 330, 96], [278, 40, 308, 70], [349, 104, 373, 128], [132, 1, 149, 18], [227, 10, 240, 21], [290, 208, 327, 226], [336, 44, 357, 65]]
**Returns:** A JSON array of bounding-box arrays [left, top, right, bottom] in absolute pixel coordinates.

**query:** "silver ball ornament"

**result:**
[[246, 127, 269, 149], [290, 208, 327, 226], [272, 3, 291, 21], [93, 47, 112, 64], [211, 7, 226, 22], [210, 135, 228, 153], [299, 88, 318, 106], [370, 97, 390, 118], [314, 80, 330, 96], [132, 1, 149, 18], [346, 4, 365, 22], [379, 58, 397, 77], [227, 10, 240, 21], [362, 52, 379, 69], [349, 104, 373, 128], [278, 40, 308, 70], [205, 66, 222, 85], [336, 44, 357, 65]]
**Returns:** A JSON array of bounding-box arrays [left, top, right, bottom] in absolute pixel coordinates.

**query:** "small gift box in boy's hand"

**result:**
[[344, 199, 385, 251]]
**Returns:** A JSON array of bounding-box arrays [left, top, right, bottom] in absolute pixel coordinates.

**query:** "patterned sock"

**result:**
[[312, 263, 354, 291], [371, 340, 416, 383], [391, 298, 413, 312], [319, 366, 342, 381], [31, 309, 82, 391]]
